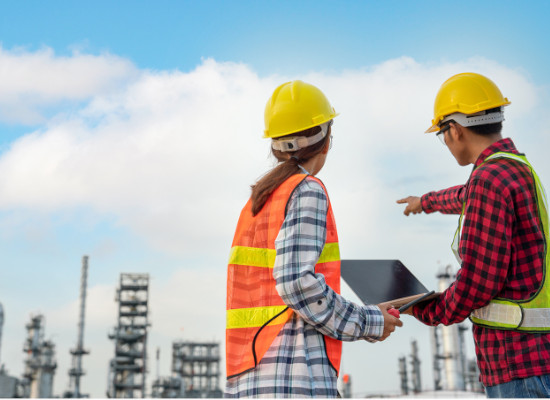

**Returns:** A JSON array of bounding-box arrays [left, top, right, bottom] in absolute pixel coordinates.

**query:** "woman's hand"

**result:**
[[376, 302, 404, 341]]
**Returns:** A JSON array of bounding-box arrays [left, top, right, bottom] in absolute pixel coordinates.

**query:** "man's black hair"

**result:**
[[467, 107, 503, 136]]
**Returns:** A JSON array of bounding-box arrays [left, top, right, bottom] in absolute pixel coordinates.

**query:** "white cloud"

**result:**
[[0, 49, 547, 397], [0, 54, 543, 261], [0, 45, 138, 124]]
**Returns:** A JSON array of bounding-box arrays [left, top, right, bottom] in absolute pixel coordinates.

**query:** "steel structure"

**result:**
[[64, 256, 90, 398], [172, 341, 222, 398], [107, 273, 150, 398], [151, 377, 183, 398], [21, 314, 57, 398], [398, 356, 409, 396]]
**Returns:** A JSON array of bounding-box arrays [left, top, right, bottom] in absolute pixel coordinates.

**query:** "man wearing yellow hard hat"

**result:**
[[398, 73, 550, 397], [225, 81, 403, 397]]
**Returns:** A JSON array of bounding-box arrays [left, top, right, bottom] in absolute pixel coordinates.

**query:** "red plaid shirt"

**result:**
[[414, 138, 550, 387]]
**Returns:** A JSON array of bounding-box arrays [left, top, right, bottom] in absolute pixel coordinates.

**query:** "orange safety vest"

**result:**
[[226, 174, 342, 379]]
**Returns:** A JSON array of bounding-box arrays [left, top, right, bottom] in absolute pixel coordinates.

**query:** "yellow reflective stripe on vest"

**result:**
[[226, 305, 288, 329], [229, 242, 340, 268], [228, 246, 276, 268], [319, 242, 340, 264], [469, 152, 550, 331]]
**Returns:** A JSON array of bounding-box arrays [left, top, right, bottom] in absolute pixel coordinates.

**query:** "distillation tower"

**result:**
[[430, 265, 483, 392], [431, 265, 467, 391], [21, 314, 57, 398], [107, 273, 150, 398], [64, 255, 90, 398]]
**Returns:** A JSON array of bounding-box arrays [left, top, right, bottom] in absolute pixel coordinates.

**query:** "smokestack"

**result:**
[[65, 255, 90, 398]]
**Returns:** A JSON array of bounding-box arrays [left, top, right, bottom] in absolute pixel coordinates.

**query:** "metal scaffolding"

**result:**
[[21, 314, 57, 398], [172, 341, 222, 398], [64, 255, 90, 398], [151, 376, 183, 398], [107, 273, 150, 398]]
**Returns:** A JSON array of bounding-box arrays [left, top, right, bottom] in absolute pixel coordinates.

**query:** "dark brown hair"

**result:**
[[250, 125, 331, 216]]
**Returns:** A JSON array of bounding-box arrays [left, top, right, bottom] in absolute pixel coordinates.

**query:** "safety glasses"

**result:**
[[436, 123, 451, 145]]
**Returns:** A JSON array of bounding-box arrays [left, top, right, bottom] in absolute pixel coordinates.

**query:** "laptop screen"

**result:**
[[341, 259, 429, 305]]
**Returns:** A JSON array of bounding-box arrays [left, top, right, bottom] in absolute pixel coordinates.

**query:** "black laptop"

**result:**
[[341, 259, 437, 309]]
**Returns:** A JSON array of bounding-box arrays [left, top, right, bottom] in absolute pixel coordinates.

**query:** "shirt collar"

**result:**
[[474, 138, 518, 168]]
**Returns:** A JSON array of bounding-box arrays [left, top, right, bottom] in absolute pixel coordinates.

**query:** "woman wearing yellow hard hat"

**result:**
[[398, 72, 550, 398], [225, 80, 402, 397]]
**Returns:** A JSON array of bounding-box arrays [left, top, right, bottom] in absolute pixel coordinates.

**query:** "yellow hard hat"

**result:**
[[264, 80, 338, 138], [426, 72, 511, 133]]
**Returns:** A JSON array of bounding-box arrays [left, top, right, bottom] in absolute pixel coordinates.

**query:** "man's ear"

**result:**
[[451, 123, 464, 140]]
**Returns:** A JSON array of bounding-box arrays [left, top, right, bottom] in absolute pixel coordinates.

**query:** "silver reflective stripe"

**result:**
[[471, 302, 522, 327], [522, 308, 550, 328], [472, 304, 550, 328]]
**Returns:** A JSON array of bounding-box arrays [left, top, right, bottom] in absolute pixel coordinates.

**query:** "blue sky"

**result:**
[[2, 1, 550, 79], [1, 1, 549, 398]]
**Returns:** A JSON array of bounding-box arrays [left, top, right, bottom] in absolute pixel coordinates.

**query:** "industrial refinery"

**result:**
[[0, 258, 483, 398], [0, 257, 223, 398]]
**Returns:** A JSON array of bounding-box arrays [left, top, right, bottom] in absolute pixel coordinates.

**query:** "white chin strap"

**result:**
[[271, 121, 330, 152], [440, 109, 505, 131]]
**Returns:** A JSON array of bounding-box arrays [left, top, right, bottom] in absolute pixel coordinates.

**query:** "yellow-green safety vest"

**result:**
[[451, 152, 550, 332]]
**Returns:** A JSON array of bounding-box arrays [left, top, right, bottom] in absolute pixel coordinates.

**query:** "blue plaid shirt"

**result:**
[[225, 177, 384, 398]]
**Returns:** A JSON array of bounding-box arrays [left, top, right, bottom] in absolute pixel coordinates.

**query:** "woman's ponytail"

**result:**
[[250, 125, 330, 216]]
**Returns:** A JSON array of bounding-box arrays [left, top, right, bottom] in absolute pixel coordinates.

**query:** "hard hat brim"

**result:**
[[425, 124, 439, 134]]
